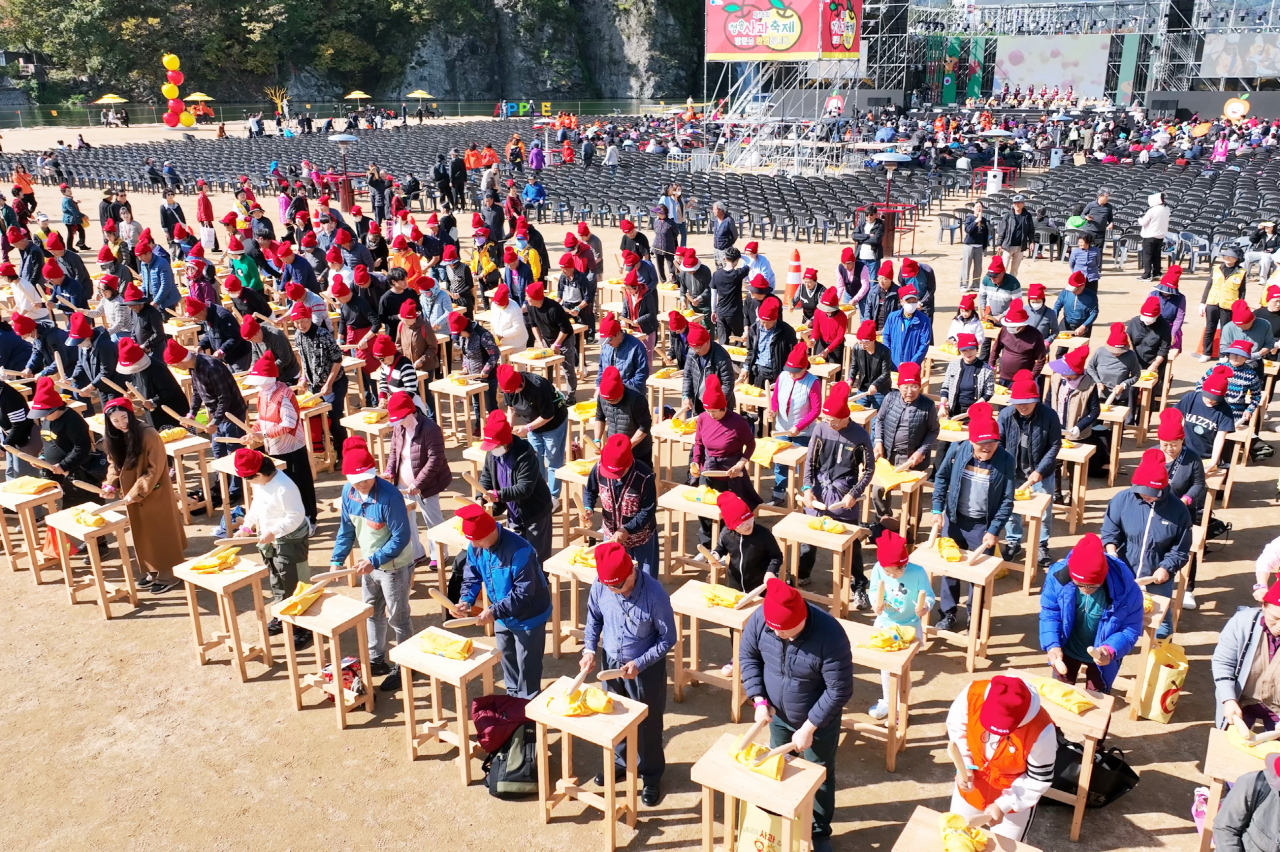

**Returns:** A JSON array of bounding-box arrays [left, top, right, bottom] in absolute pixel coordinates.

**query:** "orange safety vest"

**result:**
[[959, 681, 1053, 811]]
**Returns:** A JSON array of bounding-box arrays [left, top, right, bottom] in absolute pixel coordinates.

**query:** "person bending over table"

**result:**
[[1212, 580, 1280, 735]]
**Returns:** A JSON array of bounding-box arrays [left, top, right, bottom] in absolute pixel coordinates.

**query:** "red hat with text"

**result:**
[[594, 541, 633, 585], [599, 434, 634, 480], [979, 676, 1032, 736], [1067, 533, 1108, 585], [480, 409, 513, 451], [968, 400, 1000, 443], [457, 503, 498, 541], [822, 381, 851, 419], [876, 529, 909, 568], [716, 491, 753, 530], [1131, 447, 1170, 497], [762, 577, 807, 631]]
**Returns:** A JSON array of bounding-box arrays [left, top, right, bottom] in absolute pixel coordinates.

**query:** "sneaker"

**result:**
[[293, 629, 314, 650], [1038, 548, 1053, 568], [267, 617, 284, 636], [140, 571, 158, 588], [369, 659, 392, 677], [868, 698, 889, 720], [641, 784, 662, 807], [720, 662, 734, 677], [1183, 590, 1198, 611], [1003, 542, 1025, 564], [797, 575, 812, 587], [150, 578, 181, 594], [692, 552, 707, 563], [936, 611, 959, 632], [550, 497, 562, 514], [379, 667, 402, 693], [852, 587, 871, 612], [1196, 354, 1212, 363]]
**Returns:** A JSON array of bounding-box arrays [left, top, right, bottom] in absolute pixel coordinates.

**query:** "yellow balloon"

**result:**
[[162, 54, 181, 71], [179, 110, 195, 127], [161, 83, 179, 100]]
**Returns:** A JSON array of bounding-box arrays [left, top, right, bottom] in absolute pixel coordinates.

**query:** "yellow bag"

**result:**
[[159, 427, 190, 443], [872, 457, 926, 491], [937, 537, 963, 562], [296, 393, 322, 409], [658, 280, 679, 291], [731, 742, 784, 780], [568, 546, 597, 570], [419, 626, 474, 660], [570, 400, 596, 419], [73, 509, 106, 528], [702, 583, 744, 609], [735, 804, 802, 852], [941, 419, 966, 431], [806, 516, 847, 534], [520, 348, 556, 360], [1033, 677, 1095, 714], [0, 476, 58, 495], [860, 624, 916, 651], [938, 341, 959, 355], [739, 385, 765, 398], [683, 485, 719, 504], [724, 346, 748, 357], [362, 409, 388, 424], [565, 458, 596, 476], [809, 355, 826, 365], [750, 437, 792, 465], [1100, 403, 1112, 412], [939, 811, 988, 852], [546, 686, 614, 717], [982, 320, 997, 330], [1137, 640, 1189, 723], [652, 367, 679, 379], [669, 417, 697, 435], [278, 580, 326, 616], [1014, 487, 1032, 501], [1226, 726, 1280, 758], [1143, 593, 1154, 614], [190, 546, 241, 574]]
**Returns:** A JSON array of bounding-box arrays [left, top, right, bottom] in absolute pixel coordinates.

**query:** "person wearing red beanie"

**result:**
[[475, 406, 555, 560], [676, 319, 734, 418], [883, 279, 930, 369], [996, 367, 1061, 567], [990, 298, 1048, 387], [555, 242, 596, 343], [865, 528, 934, 718], [1125, 293, 1173, 389], [945, 673, 1057, 839], [578, 536, 675, 804], [1214, 577, 1280, 739], [938, 331, 995, 419], [244, 347, 318, 528], [1040, 532, 1144, 694], [690, 374, 758, 550], [1153, 407, 1206, 609], [1221, 298, 1276, 375], [498, 359, 571, 507], [383, 388, 450, 569], [740, 576, 853, 848], [1101, 446, 1192, 639], [871, 356, 939, 541], [743, 287, 794, 391], [591, 361, 654, 471], [580, 426, 658, 579], [930, 400, 1014, 630]]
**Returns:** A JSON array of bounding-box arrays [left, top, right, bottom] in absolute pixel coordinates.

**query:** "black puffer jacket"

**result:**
[[739, 603, 854, 730]]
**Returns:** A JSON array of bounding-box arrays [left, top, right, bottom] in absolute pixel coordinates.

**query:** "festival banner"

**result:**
[[705, 0, 824, 61], [966, 38, 986, 100], [821, 0, 863, 58], [942, 37, 963, 104]]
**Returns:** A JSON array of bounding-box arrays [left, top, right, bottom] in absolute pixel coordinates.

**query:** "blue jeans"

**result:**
[[210, 418, 245, 503], [773, 434, 809, 498], [1004, 474, 1053, 547], [527, 419, 568, 498], [676, 223, 688, 247], [628, 535, 659, 578]]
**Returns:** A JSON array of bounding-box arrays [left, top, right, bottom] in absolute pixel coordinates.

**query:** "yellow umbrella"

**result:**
[[183, 92, 215, 102], [344, 90, 370, 101], [406, 90, 433, 99], [93, 94, 128, 104]]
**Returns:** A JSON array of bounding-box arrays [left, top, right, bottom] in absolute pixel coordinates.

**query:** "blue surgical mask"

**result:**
[[516, 238, 528, 249]]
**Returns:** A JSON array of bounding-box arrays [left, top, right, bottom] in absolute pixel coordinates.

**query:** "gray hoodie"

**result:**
[[1212, 751, 1280, 852]]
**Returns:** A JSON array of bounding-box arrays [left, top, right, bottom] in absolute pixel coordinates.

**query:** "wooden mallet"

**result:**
[[948, 741, 972, 787], [734, 582, 768, 610], [596, 668, 625, 681], [735, 717, 769, 752], [161, 405, 202, 431], [564, 667, 591, 696], [751, 742, 796, 766], [443, 617, 482, 628], [874, 580, 886, 611]]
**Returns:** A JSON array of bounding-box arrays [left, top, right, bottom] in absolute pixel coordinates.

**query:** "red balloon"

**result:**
[[166, 70, 184, 86], [163, 111, 180, 128], [167, 99, 184, 113]]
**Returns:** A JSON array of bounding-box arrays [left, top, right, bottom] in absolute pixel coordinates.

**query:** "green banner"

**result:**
[[1116, 34, 1140, 107], [967, 38, 986, 100], [943, 37, 962, 104]]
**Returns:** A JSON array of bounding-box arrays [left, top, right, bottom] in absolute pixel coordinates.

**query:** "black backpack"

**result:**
[[482, 721, 538, 799]]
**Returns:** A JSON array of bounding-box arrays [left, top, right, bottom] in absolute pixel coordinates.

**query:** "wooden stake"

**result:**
[[565, 668, 590, 696], [733, 582, 768, 610], [948, 741, 971, 785], [735, 717, 769, 752], [751, 742, 796, 766]]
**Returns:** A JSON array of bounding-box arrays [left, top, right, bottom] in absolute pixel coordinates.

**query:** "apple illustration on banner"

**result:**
[[722, 0, 803, 53]]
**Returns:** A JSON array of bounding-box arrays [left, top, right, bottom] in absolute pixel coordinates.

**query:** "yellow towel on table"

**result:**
[[0, 476, 58, 495], [724, 346, 748, 357], [73, 509, 106, 528], [680, 309, 697, 319], [362, 410, 388, 424], [278, 580, 326, 616], [1061, 439, 1077, 449], [860, 624, 916, 651], [1034, 677, 1095, 714], [939, 812, 988, 852], [653, 367, 679, 379], [658, 280, 678, 291], [565, 458, 596, 476], [296, 393, 322, 409], [739, 385, 765, 398], [1057, 331, 1075, 340], [750, 437, 792, 465], [190, 546, 241, 574], [872, 457, 927, 491], [568, 546, 597, 570], [938, 341, 959, 355], [807, 516, 847, 534], [1226, 726, 1280, 758], [1139, 371, 1158, 382], [941, 420, 965, 432], [992, 385, 1011, 399], [1015, 487, 1032, 500], [546, 686, 614, 717], [936, 537, 963, 562], [683, 485, 720, 504], [1143, 592, 1154, 613], [520, 348, 556, 360], [570, 400, 596, 419], [850, 402, 865, 412], [731, 742, 784, 781], [159, 427, 190, 443], [809, 355, 826, 365], [448, 373, 470, 386], [669, 417, 697, 435], [702, 583, 744, 608], [419, 626, 473, 660]]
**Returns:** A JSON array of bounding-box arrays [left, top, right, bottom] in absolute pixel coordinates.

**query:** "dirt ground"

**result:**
[[1, 121, 1270, 852]]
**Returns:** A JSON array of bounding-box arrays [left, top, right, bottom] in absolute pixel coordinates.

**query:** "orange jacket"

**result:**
[[480, 147, 499, 167], [959, 681, 1054, 811], [464, 150, 482, 170], [389, 249, 423, 292]]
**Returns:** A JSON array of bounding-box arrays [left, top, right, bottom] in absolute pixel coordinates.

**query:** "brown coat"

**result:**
[[397, 317, 439, 372], [106, 427, 187, 576]]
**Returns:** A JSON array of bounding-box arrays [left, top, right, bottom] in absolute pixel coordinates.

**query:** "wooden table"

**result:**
[[552, 462, 593, 557], [691, 732, 826, 852], [891, 805, 1043, 851], [648, 371, 684, 421], [526, 675, 649, 852], [428, 376, 489, 447], [1197, 727, 1266, 852], [1097, 405, 1131, 488], [0, 483, 62, 584], [1133, 376, 1157, 444], [340, 354, 368, 411], [772, 511, 869, 618], [172, 553, 274, 682], [657, 484, 725, 580], [1056, 442, 1096, 534], [771, 444, 811, 511], [272, 590, 376, 730], [509, 350, 565, 385], [1222, 426, 1254, 509], [670, 580, 761, 723], [208, 453, 248, 538], [339, 409, 394, 467], [1006, 668, 1114, 841], [543, 545, 600, 658], [1120, 593, 1171, 721], [840, 618, 920, 772], [298, 400, 336, 475], [910, 543, 1007, 672], [164, 434, 213, 524], [1008, 491, 1052, 593], [649, 417, 695, 488], [424, 517, 469, 597], [389, 626, 500, 785], [46, 502, 138, 620]]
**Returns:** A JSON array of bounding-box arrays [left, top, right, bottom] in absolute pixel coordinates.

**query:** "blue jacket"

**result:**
[[882, 309, 931, 368], [1039, 553, 1145, 690], [1068, 246, 1102, 281], [739, 603, 853, 730], [1053, 288, 1100, 330], [521, 183, 546, 204], [331, 478, 411, 569], [932, 440, 1016, 536], [1100, 488, 1192, 578], [271, 255, 320, 294], [599, 333, 649, 395], [139, 245, 179, 311], [461, 527, 552, 631], [0, 327, 32, 372]]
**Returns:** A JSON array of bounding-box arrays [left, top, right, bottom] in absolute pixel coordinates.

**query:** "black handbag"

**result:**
[[1049, 730, 1140, 808]]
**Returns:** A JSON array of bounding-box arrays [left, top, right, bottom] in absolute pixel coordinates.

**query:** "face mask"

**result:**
[[473, 238, 485, 248], [243, 374, 274, 388], [902, 303, 917, 316], [491, 445, 507, 457], [1029, 300, 1044, 310], [1140, 315, 1156, 325], [515, 238, 528, 249]]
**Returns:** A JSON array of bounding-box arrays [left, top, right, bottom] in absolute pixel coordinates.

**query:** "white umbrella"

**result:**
[[981, 128, 1014, 173]]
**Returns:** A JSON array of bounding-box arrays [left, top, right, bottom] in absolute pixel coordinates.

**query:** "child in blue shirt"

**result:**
[[867, 529, 935, 720], [1067, 232, 1103, 292]]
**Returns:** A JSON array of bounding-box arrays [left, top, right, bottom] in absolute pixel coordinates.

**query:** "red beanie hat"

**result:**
[[900, 257, 918, 279], [757, 298, 779, 322], [399, 299, 418, 320], [162, 339, 191, 365], [442, 245, 458, 262], [877, 260, 893, 279], [959, 293, 976, 311], [1141, 295, 1162, 318], [121, 282, 145, 304], [979, 676, 1032, 736], [526, 281, 545, 301], [28, 376, 63, 415], [391, 235, 408, 250], [1009, 370, 1040, 404], [335, 229, 351, 245], [840, 246, 854, 263], [457, 503, 498, 541], [239, 316, 261, 340], [956, 332, 978, 351], [1202, 364, 1233, 397], [897, 362, 921, 386], [41, 259, 63, 281], [387, 391, 416, 423], [96, 244, 115, 264], [329, 276, 350, 299], [685, 321, 710, 347], [576, 221, 590, 236], [1156, 408, 1185, 441], [1061, 344, 1090, 376], [968, 401, 1000, 443], [1003, 298, 1029, 326], [480, 409, 513, 451], [1131, 447, 1170, 495], [1232, 298, 1255, 325], [300, 230, 317, 248], [447, 311, 468, 334], [492, 284, 510, 307], [599, 434, 634, 480], [1159, 266, 1181, 288], [621, 250, 640, 268], [227, 235, 244, 253], [1067, 534, 1108, 585], [898, 284, 918, 302], [6, 225, 24, 243], [856, 319, 876, 341], [116, 337, 146, 373], [668, 310, 687, 333], [559, 252, 576, 270], [503, 246, 518, 265], [876, 529, 909, 568], [1106, 322, 1128, 347], [819, 287, 840, 310], [353, 265, 370, 286], [803, 267, 818, 281], [342, 438, 378, 482], [66, 312, 93, 342], [233, 447, 264, 479], [1263, 579, 1280, 607], [248, 352, 278, 379], [749, 274, 770, 292], [703, 374, 727, 410], [223, 273, 244, 295], [599, 365, 624, 400], [182, 296, 206, 318], [1068, 270, 1087, 289], [987, 255, 1005, 275], [716, 491, 753, 530], [762, 577, 807, 631], [496, 363, 523, 394], [599, 313, 622, 339], [594, 541, 633, 585], [785, 341, 810, 370], [822, 381, 851, 418], [370, 334, 397, 359], [325, 245, 343, 264], [44, 232, 64, 251], [743, 240, 759, 254], [563, 233, 578, 249], [1268, 284, 1280, 303], [1024, 282, 1045, 301], [285, 281, 306, 301], [11, 313, 34, 336]]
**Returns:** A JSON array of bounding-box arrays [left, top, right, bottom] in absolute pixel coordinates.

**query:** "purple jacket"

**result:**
[[384, 414, 452, 498]]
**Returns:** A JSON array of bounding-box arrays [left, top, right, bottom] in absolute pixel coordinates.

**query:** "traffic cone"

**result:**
[[785, 249, 801, 305]]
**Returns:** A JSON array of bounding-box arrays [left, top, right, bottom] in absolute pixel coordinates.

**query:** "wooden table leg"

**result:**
[[965, 583, 982, 672], [1107, 422, 1121, 488], [1023, 513, 1041, 594], [689, 615, 701, 679], [1128, 629, 1154, 721], [185, 581, 206, 665], [356, 620, 375, 714], [701, 786, 715, 852], [19, 505, 48, 584], [222, 592, 249, 682], [625, 732, 638, 828], [730, 629, 743, 723], [196, 451, 212, 519], [87, 534, 114, 620], [1070, 735, 1097, 841], [673, 613, 686, 703], [1199, 780, 1224, 852], [251, 578, 274, 667], [980, 579, 994, 658], [536, 722, 551, 823], [0, 507, 16, 572], [551, 574, 563, 659], [217, 471, 232, 536], [175, 449, 193, 523], [781, 803, 795, 852], [283, 621, 303, 710], [455, 682, 473, 784], [332, 628, 348, 730], [724, 794, 737, 850], [403, 668, 419, 760], [831, 549, 845, 618], [885, 671, 900, 772]]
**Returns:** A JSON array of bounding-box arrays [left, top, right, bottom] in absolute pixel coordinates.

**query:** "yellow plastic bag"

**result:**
[[73, 509, 106, 528], [565, 458, 596, 476], [419, 626, 474, 660], [1143, 593, 1154, 614], [1137, 640, 1189, 724], [725, 346, 748, 357], [652, 367, 679, 379], [872, 457, 926, 491], [739, 385, 765, 398], [1226, 726, 1280, 758], [669, 417, 697, 435], [938, 341, 959, 355], [731, 742, 784, 780], [941, 419, 966, 432], [702, 583, 744, 608], [1015, 487, 1032, 500], [750, 437, 792, 465], [159, 427, 190, 443], [0, 476, 58, 495], [806, 516, 847, 534], [546, 686, 614, 717], [278, 580, 326, 616], [939, 811, 988, 852], [809, 355, 826, 365], [362, 409, 388, 424], [735, 804, 802, 852], [937, 537, 963, 562], [568, 546, 597, 570], [520, 348, 556, 360], [683, 485, 719, 504], [190, 546, 241, 574], [1033, 677, 1095, 714], [860, 624, 916, 651], [570, 400, 596, 419]]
